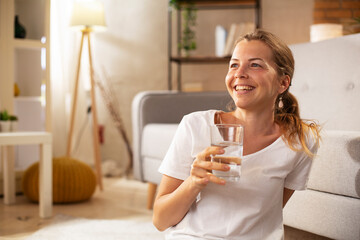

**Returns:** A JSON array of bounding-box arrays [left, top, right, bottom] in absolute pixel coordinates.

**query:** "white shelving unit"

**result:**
[[0, 0, 51, 170]]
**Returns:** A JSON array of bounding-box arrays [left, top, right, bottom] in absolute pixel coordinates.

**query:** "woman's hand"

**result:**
[[190, 146, 230, 188], [153, 147, 230, 231]]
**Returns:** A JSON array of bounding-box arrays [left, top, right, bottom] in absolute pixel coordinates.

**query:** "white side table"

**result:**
[[0, 132, 52, 218]]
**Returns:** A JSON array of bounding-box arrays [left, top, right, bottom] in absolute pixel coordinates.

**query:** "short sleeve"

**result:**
[[284, 134, 319, 190], [158, 115, 195, 180], [284, 154, 312, 190]]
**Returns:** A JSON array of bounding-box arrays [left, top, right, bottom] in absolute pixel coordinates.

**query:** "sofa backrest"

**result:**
[[308, 130, 360, 199], [289, 33, 360, 131], [132, 91, 231, 128]]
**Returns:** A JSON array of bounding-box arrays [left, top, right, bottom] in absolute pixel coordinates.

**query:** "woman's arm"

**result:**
[[152, 175, 201, 231], [153, 146, 229, 231], [283, 187, 295, 208]]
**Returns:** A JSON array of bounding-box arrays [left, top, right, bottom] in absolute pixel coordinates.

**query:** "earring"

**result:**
[[278, 96, 284, 109]]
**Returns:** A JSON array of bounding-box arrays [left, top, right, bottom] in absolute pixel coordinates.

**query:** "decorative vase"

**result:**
[[10, 120, 18, 132], [0, 121, 11, 132], [14, 83, 20, 96], [14, 15, 26, 39]]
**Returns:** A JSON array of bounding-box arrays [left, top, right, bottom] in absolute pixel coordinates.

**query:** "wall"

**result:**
[[313, 0, 360, 34], [90, 0, 168, 173], [262, 0, 314, 44]]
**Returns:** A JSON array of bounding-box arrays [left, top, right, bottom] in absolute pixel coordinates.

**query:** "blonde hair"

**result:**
[[236, 29, 321, 157]]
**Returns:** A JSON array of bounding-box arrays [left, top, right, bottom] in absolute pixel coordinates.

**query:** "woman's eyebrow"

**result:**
[[230, 57, 265, 62], [249, 57, 265, 62]]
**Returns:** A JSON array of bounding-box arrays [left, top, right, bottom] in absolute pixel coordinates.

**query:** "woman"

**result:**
[[153, 29, 321, 239]]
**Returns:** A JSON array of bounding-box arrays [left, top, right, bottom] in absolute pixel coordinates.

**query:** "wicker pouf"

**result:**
[[22, 156, 97, 203]]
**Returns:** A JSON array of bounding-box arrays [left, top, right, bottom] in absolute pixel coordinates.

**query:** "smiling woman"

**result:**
[[152, 29, 321, 239]]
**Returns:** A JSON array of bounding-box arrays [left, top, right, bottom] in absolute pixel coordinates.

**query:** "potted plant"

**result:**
[[170, 0, 197, 57], [0, 110, 18, 132], [0, 110, 11, 132]]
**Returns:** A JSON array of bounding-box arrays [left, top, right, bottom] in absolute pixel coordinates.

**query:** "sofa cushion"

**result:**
[[284, 189, 360, 240], [141, 123, 178, 161], [143, 156, 163, 184], [307, 130, 360, 199]]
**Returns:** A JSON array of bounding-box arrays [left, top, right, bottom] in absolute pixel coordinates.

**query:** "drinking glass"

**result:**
[[210, 124, 244, 182]]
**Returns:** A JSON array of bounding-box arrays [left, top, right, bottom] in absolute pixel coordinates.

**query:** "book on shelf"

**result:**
[[223, 22, 255, 56], [215, 25, 227, 57]]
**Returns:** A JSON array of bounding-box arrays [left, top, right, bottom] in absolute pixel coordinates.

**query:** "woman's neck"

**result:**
[[222, 108, 279, 137]]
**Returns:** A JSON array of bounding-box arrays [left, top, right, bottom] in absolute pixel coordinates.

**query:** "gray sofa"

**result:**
[[131, 33, 360, 239]]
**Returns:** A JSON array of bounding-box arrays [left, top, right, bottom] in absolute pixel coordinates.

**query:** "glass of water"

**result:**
[[210, 124, 244, 182]]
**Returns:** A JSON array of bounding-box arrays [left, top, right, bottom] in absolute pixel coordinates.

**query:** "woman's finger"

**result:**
[[190, 146, 229, 188], [191, 163, 209, 177], [197, 146, 225, 162], [206, 172, 226, 185], [191, 161, 228, 186], [193, 158, 230, 172], [191, 170, 226, 186]]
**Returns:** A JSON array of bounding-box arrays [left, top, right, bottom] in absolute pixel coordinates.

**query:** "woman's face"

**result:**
[[225, 40, 289, 112]]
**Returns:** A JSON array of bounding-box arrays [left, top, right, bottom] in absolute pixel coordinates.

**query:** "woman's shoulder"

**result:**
[[290, 125, 321, 157]]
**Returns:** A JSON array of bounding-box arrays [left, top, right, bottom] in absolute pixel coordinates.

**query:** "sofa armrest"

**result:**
[[131, 90, 231, 181]]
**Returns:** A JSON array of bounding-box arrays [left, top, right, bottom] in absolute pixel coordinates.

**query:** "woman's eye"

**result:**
[[230, 63, 238, 68], [250, 63, 262, 68]]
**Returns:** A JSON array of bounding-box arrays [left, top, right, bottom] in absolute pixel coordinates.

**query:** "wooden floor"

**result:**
[[0, 177, 152, 239], [0, 177, 330, 240]]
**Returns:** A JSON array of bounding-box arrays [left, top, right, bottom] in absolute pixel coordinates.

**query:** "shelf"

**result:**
[[14, 96, 42, 102], [170, 56, 231, 64], [13, 38, 46, 49], [0, 0, 50, 131], [176, 0, 257, 8]]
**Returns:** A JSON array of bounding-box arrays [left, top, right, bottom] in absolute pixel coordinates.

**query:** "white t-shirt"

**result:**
[[158, 110, 318, 240]]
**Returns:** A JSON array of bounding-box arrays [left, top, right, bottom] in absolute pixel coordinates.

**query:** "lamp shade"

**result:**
[[310, 24, 343, 42], [70, 1, 106, 31]]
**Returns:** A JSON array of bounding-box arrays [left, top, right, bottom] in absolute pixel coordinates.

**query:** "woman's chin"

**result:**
[[233, 99, 249, 110]]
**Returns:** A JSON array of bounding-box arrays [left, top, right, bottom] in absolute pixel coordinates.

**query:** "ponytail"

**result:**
[[275, 91, 320, 157]]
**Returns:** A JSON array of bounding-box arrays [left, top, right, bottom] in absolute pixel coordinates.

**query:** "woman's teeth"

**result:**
[[235, 85, 254, 91]]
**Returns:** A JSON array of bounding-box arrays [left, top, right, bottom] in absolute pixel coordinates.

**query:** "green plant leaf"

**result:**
[[0, 110, 10, 121], [173, 0, 197, 55], [9, 115, 18, 121]]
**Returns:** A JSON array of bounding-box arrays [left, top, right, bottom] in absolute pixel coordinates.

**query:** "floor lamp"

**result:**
[[68, 1, 106, 190]]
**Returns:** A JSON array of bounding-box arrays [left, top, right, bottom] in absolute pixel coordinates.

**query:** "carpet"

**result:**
[[26, 214, 165, 240]]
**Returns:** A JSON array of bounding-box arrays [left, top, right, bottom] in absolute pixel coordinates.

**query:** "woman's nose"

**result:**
[[234, 65, 248, 79]]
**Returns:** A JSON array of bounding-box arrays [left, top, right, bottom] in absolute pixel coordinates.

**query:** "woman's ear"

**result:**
[[278, 75, 291, 94]]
